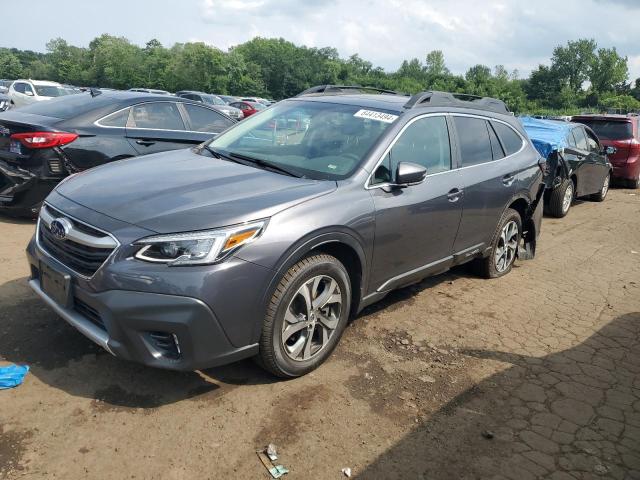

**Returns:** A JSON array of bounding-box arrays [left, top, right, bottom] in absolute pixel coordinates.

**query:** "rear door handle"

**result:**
[[447, 188, 463, 202], [136, 139, 156, 146], [502, 174, 515, 186]]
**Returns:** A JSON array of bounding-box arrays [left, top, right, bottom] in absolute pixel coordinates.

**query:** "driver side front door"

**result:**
[[368, 114, 463, 292]]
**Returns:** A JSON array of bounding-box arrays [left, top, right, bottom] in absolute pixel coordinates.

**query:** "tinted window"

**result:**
[[487, 123, 505, 160], [34, 86, 68, 97], [99, 108, 129, 127], [585, 129, 600, 153], [454, 116, 493, 167], [14, 92, 117, 119], [130, 102, 185, 130], [184, 104, 233, 133], [387, 116, 451, 176], [492, 122, 523, 156], [572, 128, 588, 150], [566, 132, 577, 147], [209, 100, 394, 180], [575, 119, 633, 140], [13, 82, 25, 94]]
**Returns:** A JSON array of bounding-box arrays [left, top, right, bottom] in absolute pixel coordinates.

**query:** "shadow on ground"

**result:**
[[355, 313, 640, 479], [0, 277, 276, 409]]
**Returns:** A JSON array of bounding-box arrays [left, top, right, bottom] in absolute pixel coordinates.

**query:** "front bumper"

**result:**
[[25, 199, 273, 370]]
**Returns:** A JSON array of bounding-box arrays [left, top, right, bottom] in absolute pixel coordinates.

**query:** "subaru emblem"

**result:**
[[50, 218, 72, 240]]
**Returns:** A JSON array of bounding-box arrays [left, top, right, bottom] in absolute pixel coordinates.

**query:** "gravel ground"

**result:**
[[1, 188, 639, 480]]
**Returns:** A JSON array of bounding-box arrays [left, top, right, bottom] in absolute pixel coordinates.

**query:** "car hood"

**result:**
[[55, 148, 337, 233]]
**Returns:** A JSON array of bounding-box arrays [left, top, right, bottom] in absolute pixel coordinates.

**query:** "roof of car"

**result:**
[[572, 114, 635, 122], [15, 79, 62, 86], [288, 93, 410, 113], [520, 116, 584, 158]]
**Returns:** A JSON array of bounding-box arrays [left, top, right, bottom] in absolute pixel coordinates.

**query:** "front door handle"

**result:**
[[447, 188, 463, 202], [502, 174, 515, 186], [136, 139, 156, 146]]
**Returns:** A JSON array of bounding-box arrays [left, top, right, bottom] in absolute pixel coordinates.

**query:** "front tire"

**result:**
[[477, 208, 522, 279], [628, 176, 640, 189], [547, 179, 574, 218], [258, 254, 351, 378]]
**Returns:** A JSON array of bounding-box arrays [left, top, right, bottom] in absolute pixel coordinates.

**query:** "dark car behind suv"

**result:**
[[0, 90, 235, 216], [26, 86, 544, 377]]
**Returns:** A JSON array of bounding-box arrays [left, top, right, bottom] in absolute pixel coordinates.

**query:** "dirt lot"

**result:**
[[1, 189, 639, 480]]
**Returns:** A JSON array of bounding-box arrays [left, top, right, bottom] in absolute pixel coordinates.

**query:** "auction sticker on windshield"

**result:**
[[353, 109, 398, 123]]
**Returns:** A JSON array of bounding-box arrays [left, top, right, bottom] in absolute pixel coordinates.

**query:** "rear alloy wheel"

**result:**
[[258, 254, 351, 378], [477, 208, 522, 279], [547, 179, 574, 218], [591, 174, 610, 202]]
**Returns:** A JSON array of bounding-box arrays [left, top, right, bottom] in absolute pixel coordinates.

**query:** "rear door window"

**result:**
[[454, 116, 493, 167], [183, 104, 233, 133], [572, 128, 589, 150], [492, 122, 523, 156], [130, 102, 185, 130]]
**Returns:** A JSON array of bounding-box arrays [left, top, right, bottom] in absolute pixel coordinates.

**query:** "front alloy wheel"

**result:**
[[281, 275, 342, 361], [258, 254, 351, 377]]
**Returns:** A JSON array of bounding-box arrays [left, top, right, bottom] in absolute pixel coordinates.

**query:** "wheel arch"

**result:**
[[251, 229, 368, 343]]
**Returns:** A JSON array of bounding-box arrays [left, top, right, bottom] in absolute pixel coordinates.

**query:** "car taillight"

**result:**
[[10, 131, 78, 149]]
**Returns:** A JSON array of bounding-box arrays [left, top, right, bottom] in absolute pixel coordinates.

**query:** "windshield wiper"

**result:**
[[227, 151, 303, 178], [203, 146, 302, 178]]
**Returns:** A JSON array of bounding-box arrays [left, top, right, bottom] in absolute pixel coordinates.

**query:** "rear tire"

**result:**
[[547, 179, 573, 218], [258, 254, 351, 378], [590, 173, 610, 202], [477, 208, 522, 279]]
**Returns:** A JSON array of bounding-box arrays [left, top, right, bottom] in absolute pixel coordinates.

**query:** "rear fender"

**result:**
[[519, 184, 545, 260]]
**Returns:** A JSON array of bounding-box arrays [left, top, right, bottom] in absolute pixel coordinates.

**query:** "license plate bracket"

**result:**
[[9, 140, 21, 155], [40, 260, 73, 308]]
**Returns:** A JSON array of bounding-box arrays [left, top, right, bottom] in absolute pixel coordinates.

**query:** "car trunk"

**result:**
[[0, 112, 61, 164]]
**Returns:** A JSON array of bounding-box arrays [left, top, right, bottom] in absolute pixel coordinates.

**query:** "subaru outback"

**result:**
[[26, 86, 545, 377]]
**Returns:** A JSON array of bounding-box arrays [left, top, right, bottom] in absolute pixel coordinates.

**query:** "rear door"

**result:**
[[125, 101, 199, 155], [567, 127, 593, 196], [582, 127, 611, 193], [452, 115, 517, 254]]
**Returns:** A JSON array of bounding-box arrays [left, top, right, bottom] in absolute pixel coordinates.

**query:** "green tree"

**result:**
[[0, 50, 24, 78], [589, 47, 628, 94], [551, 39, 597, 93]]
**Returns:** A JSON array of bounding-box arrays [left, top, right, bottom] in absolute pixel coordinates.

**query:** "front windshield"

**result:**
[[34, 86, 68, 97], [207, 100, 397, 180]]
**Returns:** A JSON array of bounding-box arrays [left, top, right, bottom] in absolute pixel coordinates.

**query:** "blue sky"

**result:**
[[3, 0, 640, 81]]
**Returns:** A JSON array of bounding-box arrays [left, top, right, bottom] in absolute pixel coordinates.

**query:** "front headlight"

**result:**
[[134, 220, 266, 266]]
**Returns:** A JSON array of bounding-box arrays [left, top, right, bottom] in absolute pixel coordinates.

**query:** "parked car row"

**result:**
[[0, 90, 236, 215], [2, 84, 622, 379]]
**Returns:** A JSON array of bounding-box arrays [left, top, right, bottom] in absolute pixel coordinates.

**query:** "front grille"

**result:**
[[38, 217, 115, 277], [74, 298, 106, 331], [43, 205, 106, 238]]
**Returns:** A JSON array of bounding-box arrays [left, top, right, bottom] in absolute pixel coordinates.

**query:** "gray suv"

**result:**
[[26, 86, 545, 377]]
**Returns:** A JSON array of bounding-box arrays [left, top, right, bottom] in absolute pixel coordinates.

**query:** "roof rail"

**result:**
[[403, 91, 509, 114], [296, 85, 403, 97]]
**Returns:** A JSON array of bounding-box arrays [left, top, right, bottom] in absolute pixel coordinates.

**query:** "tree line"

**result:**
[[1, 35, 639, 114]]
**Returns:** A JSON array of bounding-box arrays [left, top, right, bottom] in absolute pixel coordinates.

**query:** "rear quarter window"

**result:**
[[492, 122, 523, 156]]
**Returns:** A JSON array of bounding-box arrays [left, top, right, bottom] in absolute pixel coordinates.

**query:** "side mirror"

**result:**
[[604, 146, 616, 156], [395, 162, 427, 187], [24, 90, 34, 96]]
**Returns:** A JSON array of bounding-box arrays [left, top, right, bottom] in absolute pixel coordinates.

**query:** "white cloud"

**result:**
[[196, 0, 640, 81]]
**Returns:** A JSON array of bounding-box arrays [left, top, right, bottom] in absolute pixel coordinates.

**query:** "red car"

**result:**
[[572, 114, 640, 188], [229, 100, 266, 118]]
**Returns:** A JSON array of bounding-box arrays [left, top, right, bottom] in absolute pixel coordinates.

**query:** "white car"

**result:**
[[8, 79, 70, 108]]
